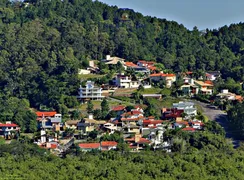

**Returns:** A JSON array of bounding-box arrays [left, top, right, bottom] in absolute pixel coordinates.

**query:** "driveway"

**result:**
[[192, 100, 240, 148]]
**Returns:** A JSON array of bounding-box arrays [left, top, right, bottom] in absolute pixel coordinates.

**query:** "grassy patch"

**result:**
[[112, 96, 134, 103], [113, 88, 137, 96], [78, 74, 105, 80], [141, 87, 162, 94], [203, 115, 209, 122], [159, 97, 184, 108], [144, 97, 184, 117], [79, 100, 132, 111], [21, 133, 34, 139], [195, 104, 203, 114]]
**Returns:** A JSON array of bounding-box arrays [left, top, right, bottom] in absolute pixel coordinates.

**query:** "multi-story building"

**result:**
[[150, 73, 176, 88], [173, 101, 197, 116], [194, 80, 214, 95], [78, 81, 104, 101], [36, 111, 62, 131], [113, 74, 140, 88], [0, 122, 20, 139]]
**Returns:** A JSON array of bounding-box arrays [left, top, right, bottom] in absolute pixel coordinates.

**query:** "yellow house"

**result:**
[[194, 80, 214, 95]]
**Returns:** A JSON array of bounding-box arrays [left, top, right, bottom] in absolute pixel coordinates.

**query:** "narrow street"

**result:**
[[192, 100, 240, 148]]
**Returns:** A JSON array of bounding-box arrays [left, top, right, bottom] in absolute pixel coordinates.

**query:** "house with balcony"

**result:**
[[0, 122, 20, 139], [113, 74, 140, 88], [180, 78, 199, 96], [101, 141, 118, 151], [124, 62, 150, 74], [137, 60, 156, 72], [36, 111, 62, 131], [79, 143, 101, 152], [150, 73, 176, 88], [125, 133, 151, 151], [215, 89, 243, 103], [78, 81, 104, 101], [161, 108, 184, 120], [194, 80, 214, 95]]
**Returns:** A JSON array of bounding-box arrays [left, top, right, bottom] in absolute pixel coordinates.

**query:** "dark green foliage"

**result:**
[[86, 100, 94, 114], [100, 132, 123, 142], [228, 103, 244, 138], [70, 110, 81, 120], [101, 99, 109, 119], [93, 109, 102, 120], [0, 0, 244, 112], [1, 140, 244, 179], [88, 130, 98, 140]]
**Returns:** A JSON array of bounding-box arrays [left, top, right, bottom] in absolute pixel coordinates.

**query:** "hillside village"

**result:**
[[1, 55, 243, 155]]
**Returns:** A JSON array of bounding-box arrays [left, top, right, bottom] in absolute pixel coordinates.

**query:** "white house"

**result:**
[[216, 89, 236, 101], [101, 141, 118, 151], [205, 71, 221, 81], [173, 101, 197, 116], [191, 121, 204, 130], [78, 81, 104, 101], [103, 123, 118, 134], [113, 74, 140, 88]]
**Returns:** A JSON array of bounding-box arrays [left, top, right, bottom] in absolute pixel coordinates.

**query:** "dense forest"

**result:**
[[1, 0, 244, 121], [1, 136, 244, 180]]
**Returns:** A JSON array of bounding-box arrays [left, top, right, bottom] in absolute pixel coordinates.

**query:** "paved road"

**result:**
[[192, 100, 240, 148]]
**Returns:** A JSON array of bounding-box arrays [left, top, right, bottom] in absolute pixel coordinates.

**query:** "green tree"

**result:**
[[86, 100, 94, 114], [101, 99, 109, 119]]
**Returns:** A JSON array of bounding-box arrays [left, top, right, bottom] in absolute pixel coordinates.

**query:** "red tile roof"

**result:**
[[0, 123, 19, 127], [121, 117, 143, 121], [101, 141, 118, 147], [182, 127, 195, 132], [125, 62, 138, 67], [112, 105, 125, 111], [125, 137, 150, 144], [79, 143, 100, 149], [186, 71, 193, 75], [177, 121, 189, 125], [143, 120, 163, 125], [121, 111, 143, 117], [148, 66, 157, 71], [50, 144, 57, 149], [236, 95, 243, 102], [36, 111, 57, 117], [150, 73, 175, 77], [137, 138, 151, 144]]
